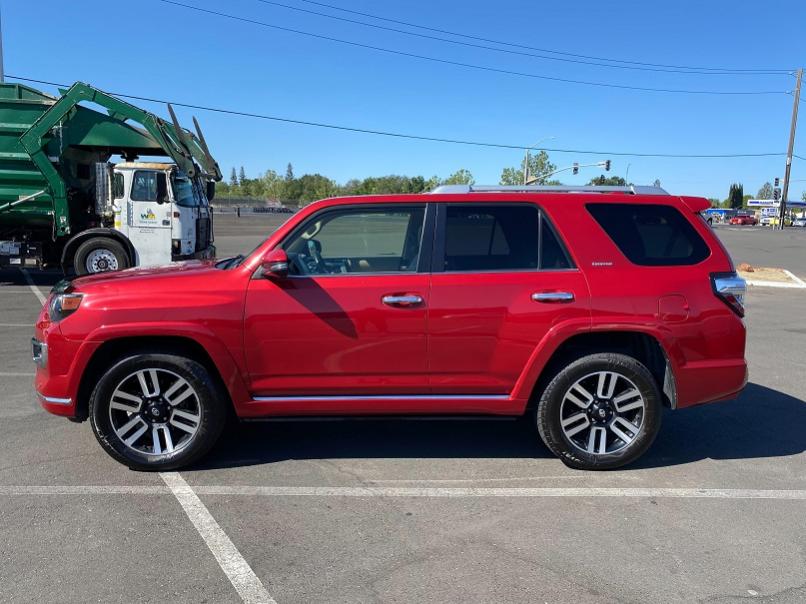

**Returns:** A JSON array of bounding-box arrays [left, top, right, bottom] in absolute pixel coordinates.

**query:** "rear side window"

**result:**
[[587, 203, 709, 266], [441, 204, 572, 271]]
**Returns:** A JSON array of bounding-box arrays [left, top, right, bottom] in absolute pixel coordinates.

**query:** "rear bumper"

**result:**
[[674, 358, 748, 408]]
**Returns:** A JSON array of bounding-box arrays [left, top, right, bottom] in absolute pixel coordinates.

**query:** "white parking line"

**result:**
[[20, 269, 47, 306], [160, 472, 276, 604], [2, 484, 806, 500]]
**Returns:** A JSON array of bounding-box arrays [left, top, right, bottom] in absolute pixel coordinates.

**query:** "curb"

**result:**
[[744, 270, 806, 289]]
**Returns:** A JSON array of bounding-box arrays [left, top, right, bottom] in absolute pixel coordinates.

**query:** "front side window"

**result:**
[[172, 174, 201, 207], [587, 203, 710, 266], [442, 204, 571, 271], [131, 171, 158, 201], [283, 205, 425, 275]]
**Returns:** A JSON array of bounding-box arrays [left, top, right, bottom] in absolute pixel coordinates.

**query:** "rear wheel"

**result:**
[[74, 237, 130, 275], [89, 354, 226, 470], [536, 353, 662, 470]]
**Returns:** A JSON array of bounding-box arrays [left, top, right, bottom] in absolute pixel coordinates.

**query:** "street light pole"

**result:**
[[522, 136, 556, 185], [779, 67, 802, 230]]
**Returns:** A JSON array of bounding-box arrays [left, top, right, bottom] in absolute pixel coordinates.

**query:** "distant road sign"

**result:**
[[747, 199, 778, 207]]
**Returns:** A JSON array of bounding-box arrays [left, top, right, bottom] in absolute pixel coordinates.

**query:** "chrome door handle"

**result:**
[[532, 291, 575, 303], [382, 294, 423, 307]]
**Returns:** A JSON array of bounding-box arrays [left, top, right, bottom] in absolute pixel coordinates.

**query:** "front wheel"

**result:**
[[74, 237, 130, 275], [89, 354, 227, 470], [536, 353, 662, 470]]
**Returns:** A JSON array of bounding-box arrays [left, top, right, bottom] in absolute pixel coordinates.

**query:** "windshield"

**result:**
[[171, 173, 206, 207]]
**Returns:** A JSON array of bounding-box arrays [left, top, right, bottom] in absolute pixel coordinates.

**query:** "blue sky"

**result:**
[[4, 0, 806, 199]]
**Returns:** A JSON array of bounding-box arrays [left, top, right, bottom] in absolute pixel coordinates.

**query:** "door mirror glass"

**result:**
[[206, 180, 216, 201], [156, 172, 168, 204], [261, 248, 289, 279]]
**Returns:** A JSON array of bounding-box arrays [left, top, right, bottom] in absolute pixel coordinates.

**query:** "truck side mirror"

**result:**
[[261, 248, 289, 279], [156, 173, 168, 204], [206, 180, 216, 202]]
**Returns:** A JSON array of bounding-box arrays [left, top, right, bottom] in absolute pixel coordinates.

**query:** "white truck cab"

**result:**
[[106, 162, 213, 270]]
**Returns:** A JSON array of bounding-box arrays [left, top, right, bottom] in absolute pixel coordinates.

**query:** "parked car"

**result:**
[[729, 214, 757, 226], [33, 185, 748, 471], [792, 217, 806, 228]]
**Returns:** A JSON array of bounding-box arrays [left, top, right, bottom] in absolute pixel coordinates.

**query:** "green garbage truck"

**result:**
[[0, 81, 221, 274]]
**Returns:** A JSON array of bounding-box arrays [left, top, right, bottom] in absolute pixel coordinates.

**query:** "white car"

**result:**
[[793, 217, 806, 228]]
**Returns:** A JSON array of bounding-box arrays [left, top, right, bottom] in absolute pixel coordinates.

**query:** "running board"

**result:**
[[239, 394, 522, 418]]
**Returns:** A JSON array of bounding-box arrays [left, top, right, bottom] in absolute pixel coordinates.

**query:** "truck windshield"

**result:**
[[171, 174, 203, 207]]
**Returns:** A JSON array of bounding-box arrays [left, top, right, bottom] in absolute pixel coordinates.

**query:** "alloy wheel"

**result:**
[[108, 368, 202, 456], [85, 248, 120, 273], [559, 370, 645, 455]]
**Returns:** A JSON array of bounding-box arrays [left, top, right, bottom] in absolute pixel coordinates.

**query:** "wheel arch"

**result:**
[[522, 329, 677, 411], [73, 335, 241, 423], [61, 229, 136, 273]]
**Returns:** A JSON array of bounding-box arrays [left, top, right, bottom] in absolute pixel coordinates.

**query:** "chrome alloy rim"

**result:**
[[108, 368, 201, 456], [85, 248, 120, 273], [559, 371, 645, 455]]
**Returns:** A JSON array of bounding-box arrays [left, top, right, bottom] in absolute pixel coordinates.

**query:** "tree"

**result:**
[[802, 190, 806, 201], [285, 163, 294, 181], [500, 150, 556, 185], [442, 169, 474, 185], [653, 178, 662, 188], [588, 175, 628, 186], [229, 167, 238, 187], [728, 183, 744, 209], [757, 182, 773, 200]]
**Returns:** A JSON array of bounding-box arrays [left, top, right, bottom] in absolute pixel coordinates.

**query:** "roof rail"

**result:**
[[430, 184, 669, 195]]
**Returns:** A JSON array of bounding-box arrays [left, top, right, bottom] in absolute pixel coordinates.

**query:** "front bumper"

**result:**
[[173, 244, 216, 262]]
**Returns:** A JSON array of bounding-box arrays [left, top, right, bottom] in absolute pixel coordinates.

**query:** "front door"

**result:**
[[428, 203, 590, 395], [244, 203, 432, 396], [126, 170, 172, 267]]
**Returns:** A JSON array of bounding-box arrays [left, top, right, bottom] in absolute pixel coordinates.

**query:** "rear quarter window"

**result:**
[[587, 203, 710, 266]]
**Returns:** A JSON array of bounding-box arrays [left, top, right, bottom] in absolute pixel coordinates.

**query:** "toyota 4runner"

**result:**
[[33, 184, 747, 470]]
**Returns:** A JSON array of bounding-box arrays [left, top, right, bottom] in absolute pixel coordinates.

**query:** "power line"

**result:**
[[253, 0, 787, 77], [157, 0, 789, 96], [292, 0, 792, 75], [7, 74, 791, 159]]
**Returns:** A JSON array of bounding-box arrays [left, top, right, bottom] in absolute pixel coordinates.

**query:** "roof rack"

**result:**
[[430, 184, 669, 195]]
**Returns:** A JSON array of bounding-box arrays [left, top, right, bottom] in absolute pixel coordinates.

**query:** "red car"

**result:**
[[729, 214, 758, 225], [33, 185, 748, 471]]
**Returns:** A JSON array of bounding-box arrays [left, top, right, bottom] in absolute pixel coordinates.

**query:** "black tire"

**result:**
[[89, 353, 227, 471], [74, 237, 130, 275], [536, 353, 662, 470]]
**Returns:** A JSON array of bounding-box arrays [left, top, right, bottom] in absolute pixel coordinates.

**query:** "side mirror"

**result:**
[[156, 172, 168, 204], [206, 180, 216, 201], [261, 248, 289, 279]]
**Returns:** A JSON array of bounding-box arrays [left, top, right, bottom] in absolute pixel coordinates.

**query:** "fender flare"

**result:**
[[61, 228, 136, 272], [510, 321, 681, 408]]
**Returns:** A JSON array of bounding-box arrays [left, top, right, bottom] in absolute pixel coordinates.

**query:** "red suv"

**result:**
[[33, 185, 748, 471]]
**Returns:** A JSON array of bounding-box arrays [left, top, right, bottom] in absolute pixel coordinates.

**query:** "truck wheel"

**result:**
[[74, 237, 130, 275], [89, 353, 227, 471], [536, 353, 662, 470]]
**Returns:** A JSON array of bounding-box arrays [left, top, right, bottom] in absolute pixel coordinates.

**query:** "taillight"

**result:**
[[711, 272, 746, 317]]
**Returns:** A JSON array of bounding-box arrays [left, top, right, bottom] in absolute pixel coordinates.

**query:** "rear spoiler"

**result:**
[[678, 196, 711, 213]]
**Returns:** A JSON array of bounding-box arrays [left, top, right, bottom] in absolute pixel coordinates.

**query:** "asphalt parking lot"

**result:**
[[1, 215, 805, 603]]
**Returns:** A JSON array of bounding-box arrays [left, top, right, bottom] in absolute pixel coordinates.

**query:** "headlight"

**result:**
[[49, 293, 83, 322]]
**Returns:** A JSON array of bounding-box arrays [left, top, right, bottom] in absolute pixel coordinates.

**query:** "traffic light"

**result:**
[[773, 188, 781, 201], [604, 160, 611, 171], [774, 177, 780, 187], [572, 163, 579, 175]]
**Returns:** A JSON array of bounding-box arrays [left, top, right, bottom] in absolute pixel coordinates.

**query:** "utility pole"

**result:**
[[522, 149, 530, 185], [779, 67, 802, 230], [0, 4, 5, 83]]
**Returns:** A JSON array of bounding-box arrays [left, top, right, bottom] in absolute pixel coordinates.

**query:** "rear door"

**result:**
[[428, 202, 590, 395]]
